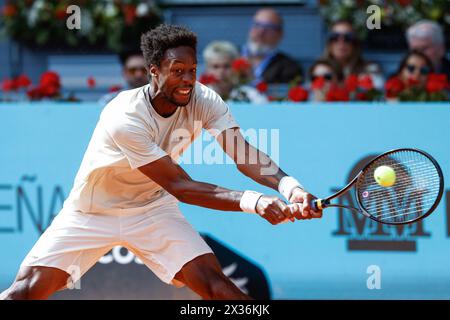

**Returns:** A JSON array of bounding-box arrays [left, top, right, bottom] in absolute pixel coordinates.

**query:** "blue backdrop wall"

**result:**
[[0, 102, 449, 299]]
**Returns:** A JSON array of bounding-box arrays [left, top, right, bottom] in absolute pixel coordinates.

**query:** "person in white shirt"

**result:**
[[1, 24, 321, 300]]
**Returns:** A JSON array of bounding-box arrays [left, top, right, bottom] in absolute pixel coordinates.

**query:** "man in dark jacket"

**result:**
[[242, 8, 303, 85]]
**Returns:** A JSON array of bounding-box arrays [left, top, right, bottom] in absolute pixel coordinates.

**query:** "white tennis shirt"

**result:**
[[63, 82, 239, 215]]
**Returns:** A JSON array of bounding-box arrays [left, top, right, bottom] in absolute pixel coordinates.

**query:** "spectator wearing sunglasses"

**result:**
[[406, 20, 449, 79], [202, 40, 268, 103], [242, 8, 303, 85], [308, 59, 343, 101], [322, 20, 384, 89], [396, 50, 433, 88], [99, 49, 148, 105]]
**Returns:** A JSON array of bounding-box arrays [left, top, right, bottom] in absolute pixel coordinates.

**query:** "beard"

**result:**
[[167, 89, 193, 107], [247, 39, 275, 57]]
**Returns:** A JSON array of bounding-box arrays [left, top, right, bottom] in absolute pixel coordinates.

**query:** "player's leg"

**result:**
[[174, 253, 251, 300], [1, 209, 119, 300], [0, 266, 70, 300]]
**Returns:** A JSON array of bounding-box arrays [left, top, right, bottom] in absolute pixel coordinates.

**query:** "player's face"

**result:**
[[152, 46, 197, 106]]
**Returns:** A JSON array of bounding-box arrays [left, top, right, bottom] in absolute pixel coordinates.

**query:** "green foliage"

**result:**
[[319, 0, 449, 39], [0, 0, 162, 52]]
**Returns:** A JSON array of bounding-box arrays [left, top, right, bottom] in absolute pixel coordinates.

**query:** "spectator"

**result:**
[[322, 20, 384, 89], [202, 40, 268, 103], [98, 50, 148, 105], [406, 20, 449, 79], [242, 8, 303, 84], [396, 50, 433, 88], [308, 59, 343, 101]]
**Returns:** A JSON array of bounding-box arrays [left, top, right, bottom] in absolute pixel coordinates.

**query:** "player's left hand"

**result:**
[[288, 188, 322, 220]]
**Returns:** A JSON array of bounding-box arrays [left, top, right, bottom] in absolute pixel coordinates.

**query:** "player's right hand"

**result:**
[[255, 195, 295, 225]]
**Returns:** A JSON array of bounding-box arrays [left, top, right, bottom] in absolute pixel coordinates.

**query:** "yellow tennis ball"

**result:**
[[374, 165, 396, 187]]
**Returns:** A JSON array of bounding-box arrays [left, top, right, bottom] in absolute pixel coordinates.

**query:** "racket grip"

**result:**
[[311, 199, 326, 211], [311, 200, 319, 212]]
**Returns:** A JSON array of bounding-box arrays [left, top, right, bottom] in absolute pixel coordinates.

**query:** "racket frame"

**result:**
[[313, 148, 444, 225]]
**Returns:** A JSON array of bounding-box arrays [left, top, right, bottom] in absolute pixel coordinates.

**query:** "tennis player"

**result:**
[[1, 24, 322, 300]]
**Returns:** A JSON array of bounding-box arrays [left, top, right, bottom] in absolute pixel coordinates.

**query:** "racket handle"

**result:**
[[311, 199, 327, 211], [311, 200, 319, 212]]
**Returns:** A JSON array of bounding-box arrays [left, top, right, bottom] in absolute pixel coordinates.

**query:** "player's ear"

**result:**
[[149, 65, 159, 79]]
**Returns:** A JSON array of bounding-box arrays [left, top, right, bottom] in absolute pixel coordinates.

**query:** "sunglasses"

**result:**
[[126, 66, 147, 75], [312, 73, 333, 81], [406, 64, 430, 75], [328, 32, 356, 43], [252, 21, 282, 32]]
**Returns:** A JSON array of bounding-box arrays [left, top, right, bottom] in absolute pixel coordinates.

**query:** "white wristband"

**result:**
[[239, 190, 263, 214], [278, 176, 304, 201]]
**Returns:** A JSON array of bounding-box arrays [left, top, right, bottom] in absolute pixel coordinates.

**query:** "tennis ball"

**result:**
[[374, 165, 396, 187]]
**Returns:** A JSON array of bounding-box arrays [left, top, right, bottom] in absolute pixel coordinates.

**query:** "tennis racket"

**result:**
[[310, 148, 444, 225]]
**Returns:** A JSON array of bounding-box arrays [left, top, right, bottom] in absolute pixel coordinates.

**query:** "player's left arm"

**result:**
[[216, 127, 322, 219]]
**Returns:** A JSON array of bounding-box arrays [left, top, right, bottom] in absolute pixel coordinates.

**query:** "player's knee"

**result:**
[[6, 268, 66, 300], [4, 278, 39, 300]]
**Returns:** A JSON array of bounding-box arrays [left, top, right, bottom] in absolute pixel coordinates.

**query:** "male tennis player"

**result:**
[[1, 24, 321, 300]]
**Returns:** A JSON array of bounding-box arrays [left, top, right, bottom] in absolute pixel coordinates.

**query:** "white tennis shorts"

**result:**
[[20, 194, 213, 287]]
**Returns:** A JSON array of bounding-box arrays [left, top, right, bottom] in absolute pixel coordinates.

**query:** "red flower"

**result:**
[[407, 77, 420, 87], [2, 4, 18, 17], [87, 76, 96, 88], [288, 86, 309, 102], [26, 87, 43, 100], [199, 73, 218, 85], [385, 77, 405, 98], [122, 4, 137, 25], [358, 75, 374, 90], [356, 92, 368, 101], [40, 71, 61, 89], [256, 81, 268, 93], [345, 74, 359, 92], [311, 76, 326, 90], [55, 7, 67, 20], [396, 0, 411, 7], [108, 85, 122, 93], [16, 74, 32, 88], [426, 73, 448, 93], [326, 85, 349, 101], [1, 78, 18, 92], [232, 58, 251, 73], [40, 84, 59, 97], [26, 71, 62, 99]]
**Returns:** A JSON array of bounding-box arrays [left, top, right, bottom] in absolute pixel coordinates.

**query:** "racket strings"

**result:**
[[356, 150, 441, 224], [362, 183, 439, 201]]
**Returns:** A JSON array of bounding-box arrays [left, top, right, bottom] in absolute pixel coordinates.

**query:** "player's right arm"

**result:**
[[138, 155, 295, 225]]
